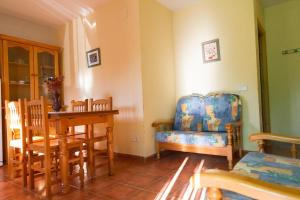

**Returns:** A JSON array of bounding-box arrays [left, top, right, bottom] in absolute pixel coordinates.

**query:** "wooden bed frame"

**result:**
[[190, 132, 300, 200], [152, 120, 242, 170]]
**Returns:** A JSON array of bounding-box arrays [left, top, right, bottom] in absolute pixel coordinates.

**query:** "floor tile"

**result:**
[[0, 152, 233, 200]]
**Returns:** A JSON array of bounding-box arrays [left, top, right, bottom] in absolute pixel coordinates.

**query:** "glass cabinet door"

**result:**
[[34, 47, 59, 99], [4, 41, 33, 101]]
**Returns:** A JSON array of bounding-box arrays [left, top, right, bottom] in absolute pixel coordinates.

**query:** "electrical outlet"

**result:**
[[237, 85, 248, 91], [130, 136, 138, 142]]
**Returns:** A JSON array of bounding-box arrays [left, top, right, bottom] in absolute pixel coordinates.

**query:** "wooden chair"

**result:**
[[25, 97, 84, 198], [5, 99, 27, 186], [70, 99, 89, 140], [191, 133, 300, 200], [88, 97, 113, 177]]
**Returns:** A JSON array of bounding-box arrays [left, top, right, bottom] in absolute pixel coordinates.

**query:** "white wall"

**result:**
[[0, 13, 61, 46], [173, 0, 261, 150], [265, 0, 300, 135], [140, 0, 176, 157], [61, 0, 146, 156]]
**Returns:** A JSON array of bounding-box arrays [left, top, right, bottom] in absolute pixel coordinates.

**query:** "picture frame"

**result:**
[[202, 39, 221, 63], [86, 48, 101, 68]]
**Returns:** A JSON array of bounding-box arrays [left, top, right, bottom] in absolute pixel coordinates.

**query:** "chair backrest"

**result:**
[[202, 93, 242, 132], [5, 99, 25, 145], [71, 99, 88, 112], [70, 99, 88, 135], [89, 97, 112, 111], [174, 95, 204, 131], [24, 97, 50, 145], [174, 93, 242, 132]]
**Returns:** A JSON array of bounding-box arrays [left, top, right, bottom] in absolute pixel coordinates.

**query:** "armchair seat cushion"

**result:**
[[155, 131, 228, 147], [221, 152, 300, 200], [233, 152, 300, 188]]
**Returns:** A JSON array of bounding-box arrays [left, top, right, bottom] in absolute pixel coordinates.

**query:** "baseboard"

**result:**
[[114, 152, 157, 162]]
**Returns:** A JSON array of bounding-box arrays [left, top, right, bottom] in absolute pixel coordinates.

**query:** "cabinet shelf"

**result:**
[[10, 83, 30, 86], [8, 62, 29, 67], [40, 65, 54, 70], [2, 35, 60, 102]]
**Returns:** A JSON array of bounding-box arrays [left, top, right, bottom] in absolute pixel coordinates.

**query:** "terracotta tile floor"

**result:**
[[0, 152, 237, 200]]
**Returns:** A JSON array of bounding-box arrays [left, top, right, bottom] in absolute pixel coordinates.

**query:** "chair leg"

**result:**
[[28, 150, 34, 191], [239, 148, 243, 157], [21, 155, 27, 188], [88, 140, 95, 178], [79, 144, 84, 188], [156, 142, 160, 159], [8, 147, 14, 179], [44, 153, 52, 199], [227, 154, 233, 170]]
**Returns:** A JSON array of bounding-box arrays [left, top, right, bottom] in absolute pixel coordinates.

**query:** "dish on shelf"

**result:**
[[10, 80, 17, 84]]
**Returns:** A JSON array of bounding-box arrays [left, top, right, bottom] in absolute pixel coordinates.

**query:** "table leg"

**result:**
[[106, 127, 114, 176], [88, 124, 95, 178], [58, 121, 69, 193]]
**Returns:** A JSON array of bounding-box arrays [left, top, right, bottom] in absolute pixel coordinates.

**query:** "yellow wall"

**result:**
[[61, 0, 146, 156], [140, 0, 175, 157], [173, 0, 261, 150], [253, 0, 265, 130], [61, 0, 263, 155], [0, 13, 61, 46], [265, 0, 300, 135], [61, 0, 175, 157]]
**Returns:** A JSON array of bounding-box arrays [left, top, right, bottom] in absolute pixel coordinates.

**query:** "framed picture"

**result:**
[[202, 39, 221, 63], [86, 48, 101, 68]]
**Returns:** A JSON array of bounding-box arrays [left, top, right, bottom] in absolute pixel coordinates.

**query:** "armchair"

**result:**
[[152, 93, 243, 169], [192, 132, 300, 200]]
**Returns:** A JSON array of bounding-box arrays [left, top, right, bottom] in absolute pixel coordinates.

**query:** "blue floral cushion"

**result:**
[[203, 93, 241, 132], [155, 131, 227, 147], [222, 152, 300, 199], [173, 95, 204, 131], [234, 152, 300, 188]]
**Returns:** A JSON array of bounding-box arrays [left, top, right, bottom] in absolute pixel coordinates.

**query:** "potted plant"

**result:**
[[44, 76, 63, 112]]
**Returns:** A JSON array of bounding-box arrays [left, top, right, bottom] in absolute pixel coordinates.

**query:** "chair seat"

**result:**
[[222, 152, 300, 200], [234, 152, 300, 188], [10, 136, 45, 149], [155, 131, 228, 147], [29, 138, 82, 153]]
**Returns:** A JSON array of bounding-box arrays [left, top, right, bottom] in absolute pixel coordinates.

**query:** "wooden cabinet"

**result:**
[[0, 35, 60, 101]]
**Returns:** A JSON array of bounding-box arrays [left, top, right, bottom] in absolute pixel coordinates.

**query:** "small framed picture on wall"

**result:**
[[86, 48, 101, 68], [202, 39, 221, 63]]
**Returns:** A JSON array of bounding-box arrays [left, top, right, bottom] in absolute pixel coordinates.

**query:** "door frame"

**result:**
[[257, 20, 271, 132]]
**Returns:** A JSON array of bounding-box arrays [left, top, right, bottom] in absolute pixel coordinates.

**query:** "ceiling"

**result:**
[[157, 0, 291, 10], [0, 0, 108, 28], [0, 0, 292, 28], [157, 0, 198, 11], [262, 0, 292, 7]]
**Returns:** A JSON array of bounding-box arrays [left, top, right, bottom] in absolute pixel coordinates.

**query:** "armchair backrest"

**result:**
[[174, 95, 204, 131], [203, 93, 242, 132], [173, 93, 242, 132]]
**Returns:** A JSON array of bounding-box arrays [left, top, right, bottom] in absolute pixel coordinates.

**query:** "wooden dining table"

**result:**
[[48, 110, 119, 192]]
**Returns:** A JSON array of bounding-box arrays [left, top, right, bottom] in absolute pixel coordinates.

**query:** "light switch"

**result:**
[[238, 85, 248, 91]]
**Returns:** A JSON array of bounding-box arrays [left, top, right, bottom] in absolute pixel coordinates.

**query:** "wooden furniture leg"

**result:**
[[207, 187, 222, 200], [58, 121, 69, 193], [88, 124, 95, 178], [156, 142, 160, 159], [106, 126, 114, 176], [28, 149, 34, 191]]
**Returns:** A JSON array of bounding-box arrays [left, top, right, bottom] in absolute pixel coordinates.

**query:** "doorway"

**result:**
[[257, 20, 271, 132]]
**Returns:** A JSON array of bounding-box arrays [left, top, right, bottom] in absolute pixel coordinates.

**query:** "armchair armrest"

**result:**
[[191, 169, 300, 200], [225, 121, 243, 159], [152, 119, 174, 131], [226, 121, 242, 128], [249, 132, 300, 157], [250, 132, 300, 144]]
